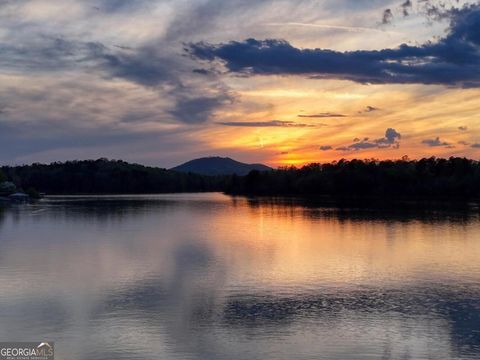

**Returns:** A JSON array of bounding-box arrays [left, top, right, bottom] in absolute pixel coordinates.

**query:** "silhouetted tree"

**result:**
[[225, 157, 480, 200], [3, 157, 480, 200], [1, 159, 224, 195]]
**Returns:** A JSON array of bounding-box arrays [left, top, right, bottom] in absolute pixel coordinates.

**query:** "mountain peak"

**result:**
[[171, 157, 272, 176]]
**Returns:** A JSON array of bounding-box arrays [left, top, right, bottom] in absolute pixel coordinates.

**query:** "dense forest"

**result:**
[[1, 159, 224, 194], [225, 157, 480, 200], [1, 157, 480, 200]]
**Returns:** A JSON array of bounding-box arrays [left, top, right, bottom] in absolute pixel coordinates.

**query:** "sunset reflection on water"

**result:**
[[0, 194, 479, 360]]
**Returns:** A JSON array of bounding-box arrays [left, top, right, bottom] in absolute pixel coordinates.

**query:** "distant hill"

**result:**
[[171, 157, 272, 176]]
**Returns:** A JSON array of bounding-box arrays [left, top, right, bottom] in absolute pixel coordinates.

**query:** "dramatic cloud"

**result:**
[[337, 128, 401, 151], [90, 44, 236, 124], [421, 137, 452, 147], [1, 0, 479, 166], [0, 36, 178, 89], [298, 113, 346, 118], [189, 4, 480, 87], [319, 145, 333, 151], [0, 34, 232, 125], [217, 120, 320, 127]]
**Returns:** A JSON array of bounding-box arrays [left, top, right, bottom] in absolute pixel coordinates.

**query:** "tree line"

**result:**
[[225, 157, 480, 200], [1, 157, 480, 200], [1, 159, 224, 195]]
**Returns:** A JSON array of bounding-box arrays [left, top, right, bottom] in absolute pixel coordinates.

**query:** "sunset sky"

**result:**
[[1, 0, 479, 167]]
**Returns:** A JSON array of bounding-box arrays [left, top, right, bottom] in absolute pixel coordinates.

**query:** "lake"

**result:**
[[0, 193, 479, 360]]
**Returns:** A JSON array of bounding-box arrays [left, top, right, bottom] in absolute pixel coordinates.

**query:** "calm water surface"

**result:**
[[0, 193, 479, 360]]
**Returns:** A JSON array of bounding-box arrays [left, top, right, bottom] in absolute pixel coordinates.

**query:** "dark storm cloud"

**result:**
[[217, 120, 320, 127], [421, 137, 451, 147], [298, 113, 346, 118], [336, 128, 401, 151], [188, 4, 480, 87]]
